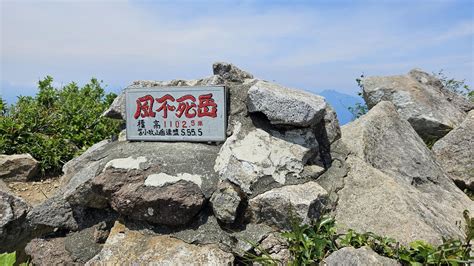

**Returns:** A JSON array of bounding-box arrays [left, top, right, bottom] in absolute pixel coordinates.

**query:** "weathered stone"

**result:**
[[0, 180, 10, 192], [409, 69, 474, 113], [64, 226, 103, 263], [210, 181, 243, 224], [337, 101, 473, 244], [432, 110, 474, 190], [248, 181, 329, 229], [61, 139, 111, 186], [92, 167, 205, 226], [0, 154, 39, 180], [361, 69, 467, 140], [86, 221, 235, 265], [25, 237, 76, 266], [26, 196, 79, 233], [215, 127, 312, 195], [324, 246, 400, 266], [213, 61, 254, 82], [102, 75, 223, 120], [0, 190, 31, 252], [247, 80, 327, 127], [171, 213, 273, 257], [62, 140, 220, 209], [255, 233, 291, 265]]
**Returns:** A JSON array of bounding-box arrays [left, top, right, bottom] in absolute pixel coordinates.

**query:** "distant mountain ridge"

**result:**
[[318, 90, 365, 125]]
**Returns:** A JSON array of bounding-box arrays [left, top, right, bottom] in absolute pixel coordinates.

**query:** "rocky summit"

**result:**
[[1, 62, 472, 265]]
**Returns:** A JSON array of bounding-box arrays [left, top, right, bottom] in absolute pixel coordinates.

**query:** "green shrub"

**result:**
[[434, 70, 473, 102], [0, 76, 122, 175], [247, 211, 473, 265], [0, 252, 16, 266]]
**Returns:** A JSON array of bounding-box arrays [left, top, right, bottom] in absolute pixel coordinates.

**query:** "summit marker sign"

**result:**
[[125, 86, 226, 142]]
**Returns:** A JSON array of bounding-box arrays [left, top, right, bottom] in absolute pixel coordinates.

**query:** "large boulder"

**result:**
[[432, 110, 474, 190], [0, 153, 39, 180], [62, 141, 220, 211], [248, 181, 329, 229], [247, 80, 327, 127], [360, 69, 468, 140], [333, 101, 473, 244], [324, 246, 400, 266], [0, 189, 31, 252], [92, 166, 205, 226], [214, 126, 315, 195], [87, 221, 235, 265]]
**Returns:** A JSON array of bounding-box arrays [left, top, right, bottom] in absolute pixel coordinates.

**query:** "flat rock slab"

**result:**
[[247, 80, 327, 127], [432, 110, 474, 190], [87, 221, 235, 265]]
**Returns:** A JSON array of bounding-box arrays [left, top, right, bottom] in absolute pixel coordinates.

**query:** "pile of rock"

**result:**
[[1, 63, 472, 265]]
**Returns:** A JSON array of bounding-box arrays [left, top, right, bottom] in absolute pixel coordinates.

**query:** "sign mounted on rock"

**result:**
[[126, 87, 226, 141]]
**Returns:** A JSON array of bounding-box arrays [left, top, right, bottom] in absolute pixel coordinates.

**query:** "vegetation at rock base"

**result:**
[[0, 76, 122, 175], [246, 210, 473, 265]]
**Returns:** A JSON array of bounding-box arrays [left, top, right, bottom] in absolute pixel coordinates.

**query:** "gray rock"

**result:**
[[102, 75, 223, 120], [92, 167, 205, 226], [170, 213, 273, 257], [62, 140, 221, 209], [0, 180, 10, 192], [361, 69, 467, 140], [213, 62, 254, 82], [247, 80, 327, 127], [0, 153, 39, 180], [26, 196, 79, 233], [61, 139, 111, 186], [409, 69, 474, 113], [210, 181, 243, 224], [248, 181, 329, 229], [324, 246, 400, 266], [215, 127, 312, 195], [0, 190, 31, 252], [86, 221, 235, 265], [432, 110, 474, 190], [25, 237, 76, 266], [255, 233, 291, 265], [64, 226, 103, 263], [337, 101, 473, 244]]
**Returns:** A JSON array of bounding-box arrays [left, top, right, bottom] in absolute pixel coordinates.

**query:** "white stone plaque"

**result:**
[[125, 86, 226, 142]]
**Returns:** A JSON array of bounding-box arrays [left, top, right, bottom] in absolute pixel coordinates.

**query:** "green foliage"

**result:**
[[280, 216, 339, 265], [348, 103, 368, 121], [0, 252, 16, 266], [0, 76, 122, 175], [348, 74, 368, 121], [434, 70, 473, 102], [0, 98, 6, 116], [247, 211, 473, 265]]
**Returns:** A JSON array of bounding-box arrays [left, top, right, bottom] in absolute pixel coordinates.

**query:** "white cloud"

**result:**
[[1, 0, 472, 96]]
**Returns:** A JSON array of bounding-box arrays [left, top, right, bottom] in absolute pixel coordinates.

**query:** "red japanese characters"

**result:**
[[134, 93, 218, 119]]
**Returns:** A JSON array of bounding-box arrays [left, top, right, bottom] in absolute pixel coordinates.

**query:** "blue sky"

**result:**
[[1, 0, 473, 105]]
